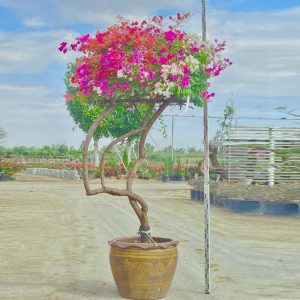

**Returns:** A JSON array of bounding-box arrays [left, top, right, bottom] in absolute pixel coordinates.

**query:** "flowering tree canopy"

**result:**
[[60, 13, 231, 107], [59, 13, 232, 243]]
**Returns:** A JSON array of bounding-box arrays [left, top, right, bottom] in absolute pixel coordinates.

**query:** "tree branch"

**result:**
[[99, 129, 143, 188], [82, 98, 174, 242], [83, 103, 115, 195], [127, 98, 173, 191], [97, 128, 144, 219], [99, 103, 156, 220]]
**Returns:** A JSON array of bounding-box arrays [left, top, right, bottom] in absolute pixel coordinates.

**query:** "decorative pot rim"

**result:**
[[108, 236, 179, 249]]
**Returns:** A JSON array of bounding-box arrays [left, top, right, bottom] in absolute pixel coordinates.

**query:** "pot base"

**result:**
[[109, 237, 178, 300]]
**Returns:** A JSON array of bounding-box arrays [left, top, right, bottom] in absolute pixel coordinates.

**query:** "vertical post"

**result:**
[[268, 127, 275, 186], [202, 0, 210, 295], [171, 115, 174, 162], [93, 138, 100, 167], [114, 146, 128, 173], [203, 103, 210, 294], [228, 126, 231, 183]]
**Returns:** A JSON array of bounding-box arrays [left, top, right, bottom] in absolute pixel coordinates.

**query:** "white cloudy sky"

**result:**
[[0, 0, 299, 148]]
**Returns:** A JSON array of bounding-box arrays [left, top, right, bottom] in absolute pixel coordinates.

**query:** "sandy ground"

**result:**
[[0, 174, 299, 300]]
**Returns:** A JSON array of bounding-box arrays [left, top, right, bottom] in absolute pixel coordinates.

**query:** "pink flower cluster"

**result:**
[[60, 13, 232, 105]]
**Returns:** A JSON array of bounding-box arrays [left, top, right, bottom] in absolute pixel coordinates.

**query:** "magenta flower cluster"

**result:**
[[60, 13, 232, 105]]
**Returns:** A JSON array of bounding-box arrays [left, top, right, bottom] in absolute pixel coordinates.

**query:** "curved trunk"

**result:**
[[82, 99, 174, 242], [126, 99, 173, 242]]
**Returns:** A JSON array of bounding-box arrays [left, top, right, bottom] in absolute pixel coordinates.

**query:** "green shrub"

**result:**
[[93, 168, 101, 178], [163, 160, 173, 176], [107, 151, 119, 170], [137, 162, 156, 179]]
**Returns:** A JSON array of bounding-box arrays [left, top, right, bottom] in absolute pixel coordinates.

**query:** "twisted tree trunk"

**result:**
[[82, 99, 174, 242]]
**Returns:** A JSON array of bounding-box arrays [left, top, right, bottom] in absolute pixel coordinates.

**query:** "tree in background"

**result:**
[[213, 99, 235, 146], [207, 99, 235, 181], [0, 144, 82, 161]]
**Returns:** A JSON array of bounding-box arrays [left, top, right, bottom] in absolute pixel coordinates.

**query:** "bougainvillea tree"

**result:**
[[59, 12, 231, 242]]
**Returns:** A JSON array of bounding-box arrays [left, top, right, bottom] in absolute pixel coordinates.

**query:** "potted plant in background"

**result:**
[[163, 159, 173, 182], [59, 12, 231, 299], [175, 159, 185, 181], [0, 161, 25, 181], [0, 129, 25, 181]]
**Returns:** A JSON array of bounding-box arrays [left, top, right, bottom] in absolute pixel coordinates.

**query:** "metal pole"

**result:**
[[171, 116, 174, 162], [268, 127, 275, 186], [202, 0, 210, 294]]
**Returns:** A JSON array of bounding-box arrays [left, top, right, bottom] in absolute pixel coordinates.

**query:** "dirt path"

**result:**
[[0, 175, 299, 299]]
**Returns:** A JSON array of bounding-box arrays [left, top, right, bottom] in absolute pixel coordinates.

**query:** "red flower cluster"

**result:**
[[148, 163, 165, 174]]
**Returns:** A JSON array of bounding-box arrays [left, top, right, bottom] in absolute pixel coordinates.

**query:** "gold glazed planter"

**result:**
[[109, 237, 179, 300]]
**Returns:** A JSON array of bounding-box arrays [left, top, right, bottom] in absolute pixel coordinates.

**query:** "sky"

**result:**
[[0, 0, 299, 149]]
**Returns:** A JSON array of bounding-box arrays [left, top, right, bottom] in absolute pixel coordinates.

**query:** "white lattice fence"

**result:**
[[222, 126, 300, 184]]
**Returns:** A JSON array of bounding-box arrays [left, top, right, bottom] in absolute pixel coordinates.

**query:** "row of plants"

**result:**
[[0, 151, 198, 181], [0, 143, 203, 162], [0, 144, 82, 160], [24, 160, 195, 180], [0, 161, 25, 180], [93, 160, 194, 180], [25, 162, 82, 170]]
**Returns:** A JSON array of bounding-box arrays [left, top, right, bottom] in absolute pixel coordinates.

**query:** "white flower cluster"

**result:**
[[93, 86, 102, 96], [161, 63, 183, 78], [117, 69, 125, 78], [154, 81, 173, 98], [117, 69, 133, 81], [116, 53, 201, 99], [153, 63, 182, 97], [184, 55, 200, 73]]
